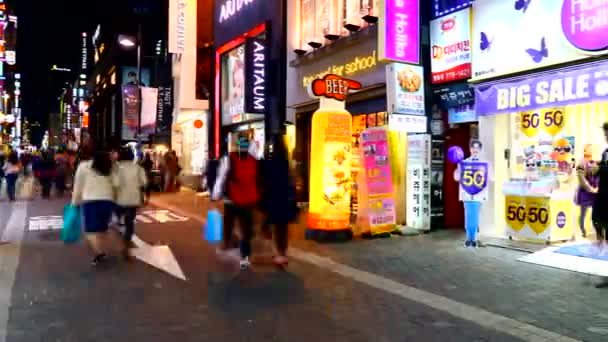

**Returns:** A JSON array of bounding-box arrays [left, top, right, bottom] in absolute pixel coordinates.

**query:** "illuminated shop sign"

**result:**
[[218, 0, 257, 23], [169, 0, 187, 54], [433, 0, 473, 19], [92, 25, 101, 46], [81, 33, 88, 71], [5, 51, 15, 65], [430, 8, 471, 84], [302, 51, 377, 88], [475, 62, 608, 115], [378, 0, 420, 64], [244, 37, 268, 114]]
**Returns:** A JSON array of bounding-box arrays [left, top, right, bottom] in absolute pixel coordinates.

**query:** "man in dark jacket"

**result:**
[[592, 123, 608, 288]]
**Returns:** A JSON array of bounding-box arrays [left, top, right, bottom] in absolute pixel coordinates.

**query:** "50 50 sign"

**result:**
[[505, 196, 552, 234], [520, 108, 566, 137]]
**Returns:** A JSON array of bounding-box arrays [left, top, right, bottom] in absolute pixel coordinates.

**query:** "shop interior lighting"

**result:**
[[293, 49, 307, 56], [361, 15, 378, 24], [307, 41, 323, 49], [324, 34, 340, 41], [343, 24, 361, 33]]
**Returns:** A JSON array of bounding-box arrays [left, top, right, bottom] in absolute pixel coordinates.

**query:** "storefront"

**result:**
[[213, 0, 286, 158], [287, 1, 431, 236], [470, 0, 608, 242]]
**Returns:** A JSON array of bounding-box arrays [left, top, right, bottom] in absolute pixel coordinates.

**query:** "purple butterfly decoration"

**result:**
[[515, 0, 532, 12], [480, 32, 492, 51], [526, 37, 548, 63]]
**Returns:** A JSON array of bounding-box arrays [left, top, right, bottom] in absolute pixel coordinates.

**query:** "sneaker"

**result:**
[[464, 240, 473, 247], [239, 257, 251, 270], [91, 254, 107, 266]]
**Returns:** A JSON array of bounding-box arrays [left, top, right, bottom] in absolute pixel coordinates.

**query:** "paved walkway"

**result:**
[[150, 191, 607, 342]]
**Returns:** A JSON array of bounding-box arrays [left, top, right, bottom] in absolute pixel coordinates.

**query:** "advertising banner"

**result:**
[[121, 67, 151, 87], [406, 134, 431, 231], [388, 114, 427, 133], [360, 128, 396, 233], [121, 85, 140, 141], [430, 8, 471, 84], [156, 86, 173, 133], [386, 63, 425, 116], [169, 0, 187, 54], [475, 61, 608, 115], [378, 0, 420, 64], [244, 37, 268, 114], [140, 87, 158, 137], [472, 0, 608, 81]]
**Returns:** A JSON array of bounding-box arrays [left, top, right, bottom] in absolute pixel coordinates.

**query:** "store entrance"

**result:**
[[443, 123, 477, 229]]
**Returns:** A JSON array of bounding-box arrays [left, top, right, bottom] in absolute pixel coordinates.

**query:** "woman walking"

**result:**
[[575, 147, 598, 238], [113, 148, 147, 249], [140, 152, 154, 203], [72, 150, 124, 266], [260, 135, 298, 267], [3, 152, 21, 201]]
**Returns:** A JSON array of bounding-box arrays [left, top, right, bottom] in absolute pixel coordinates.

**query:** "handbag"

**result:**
[[204, 209, 223, 243], [61, 204, 81, 244]]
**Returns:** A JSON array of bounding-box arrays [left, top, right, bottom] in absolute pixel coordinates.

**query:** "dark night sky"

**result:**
[[16, 0, 124, 143]]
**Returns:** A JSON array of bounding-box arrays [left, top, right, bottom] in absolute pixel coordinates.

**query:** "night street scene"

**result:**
[[2, 0, 608, 341]]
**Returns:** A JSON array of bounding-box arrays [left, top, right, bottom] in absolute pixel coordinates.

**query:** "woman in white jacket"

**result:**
[[113, 148, 148, 248], [72, 151, 120, 265]]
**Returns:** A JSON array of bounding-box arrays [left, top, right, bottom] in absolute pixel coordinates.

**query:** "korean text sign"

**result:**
[[430, 8, 471, 84]]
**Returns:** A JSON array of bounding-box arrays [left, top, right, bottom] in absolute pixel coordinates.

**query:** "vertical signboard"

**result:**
[[386, 63, 425, 116], [406, 134, 431, 231], [121, 85, 140, 140], [140, 87, 158, 136], [169, 0, 187, 54], [156, 86, 173, 133], [378, 0, 420, 64], [430, 8, 471, 84], [244, 36, 268, 114]]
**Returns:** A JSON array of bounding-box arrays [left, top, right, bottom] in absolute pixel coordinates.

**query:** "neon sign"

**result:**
[[302, 51, 377, 88], [244, 37, 267, 114], [218, 0, 257, 23]]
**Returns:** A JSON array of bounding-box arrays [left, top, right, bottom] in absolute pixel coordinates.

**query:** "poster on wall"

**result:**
[[191, 116, 208, 176], [471, 0, 608, 81], [360, 128, 396, 234], [378, 0, 420, 64], [221, 45, 246, 125], [244, 37, 268, 114], [121, 85, 140, 140], [140, 87, 158, 137], [406, 134, 431, 231], [121, 67, 151, 87], [386, 63, 425, 116], [430, 8, 471, 84]]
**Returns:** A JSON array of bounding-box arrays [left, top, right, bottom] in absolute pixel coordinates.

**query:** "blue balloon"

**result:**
[[448, 146, 464, 164]]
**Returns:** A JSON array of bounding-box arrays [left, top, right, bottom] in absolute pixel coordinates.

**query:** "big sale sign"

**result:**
[[430, 8, 471, 84]]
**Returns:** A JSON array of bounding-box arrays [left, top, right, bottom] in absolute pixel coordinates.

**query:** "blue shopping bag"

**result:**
[[204, 209, 223, 243], [61, 204, 81, 244]]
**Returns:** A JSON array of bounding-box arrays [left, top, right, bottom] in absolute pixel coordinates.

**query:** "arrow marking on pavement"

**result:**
[[131, 235, 187, 281]]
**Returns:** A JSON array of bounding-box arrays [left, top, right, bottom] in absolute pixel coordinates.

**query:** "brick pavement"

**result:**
[[150, 190, 608, 342]]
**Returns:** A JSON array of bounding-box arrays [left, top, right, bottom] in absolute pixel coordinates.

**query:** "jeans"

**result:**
[[463, 201, 481, 243], [223, 203, 254, 258], [5, 173, 18, 201]]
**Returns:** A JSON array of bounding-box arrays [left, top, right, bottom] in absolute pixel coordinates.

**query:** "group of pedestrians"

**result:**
[[211, 134, 298, 270], [71, 146, 147, 266]]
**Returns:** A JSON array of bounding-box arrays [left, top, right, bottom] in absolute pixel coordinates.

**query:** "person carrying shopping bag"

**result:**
[[72, 150, 127, 266], [113, 148, 148, 252], [212, 135, 262, 270]]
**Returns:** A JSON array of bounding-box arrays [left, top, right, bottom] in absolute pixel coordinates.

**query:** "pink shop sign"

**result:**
[[378, 0, 420, 64]]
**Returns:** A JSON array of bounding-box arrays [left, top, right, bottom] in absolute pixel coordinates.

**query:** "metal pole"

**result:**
[[136, 23, 143, 153]]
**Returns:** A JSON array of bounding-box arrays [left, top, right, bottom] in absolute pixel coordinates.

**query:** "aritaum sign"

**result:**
[[218, 0, 258, 23], [244, 37, 268, 114]]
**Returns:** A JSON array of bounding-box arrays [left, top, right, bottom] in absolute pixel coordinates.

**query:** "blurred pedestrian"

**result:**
[[141, 152, 154, 203], [113, 148, 147, 254], [72, 151, 125, 266], [575, 146, 598, 238], [212, 135, 262, 270], [260, 135, 298, 267], [33, 151, 56, 199], [164, 150, 179, 192], [3, 152, 20, 201], [54, 147, 69, 197]]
